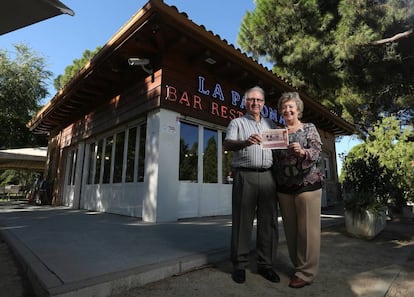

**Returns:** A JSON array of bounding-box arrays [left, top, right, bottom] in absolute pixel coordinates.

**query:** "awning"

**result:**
[[0, 0, 74, 35], [0, 147, 47, 171]]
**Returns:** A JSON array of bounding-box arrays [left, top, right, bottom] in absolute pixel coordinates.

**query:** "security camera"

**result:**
[[128, 58, 150, 66]]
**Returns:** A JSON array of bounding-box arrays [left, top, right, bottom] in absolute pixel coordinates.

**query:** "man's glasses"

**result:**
[[245, 97, 264, 103]]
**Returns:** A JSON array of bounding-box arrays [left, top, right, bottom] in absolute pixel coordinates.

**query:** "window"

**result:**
[[102, 136, 114, 184], [125, 127, 137, 183], [113, 131, 125, 183], [67, 149, 77, 186], [203, 128, 218, 183], [137, 124, 146, 182], [86, 143, 96, 184], [94, 140, 103, 184], [222, 133, 234, 184], [179, 122, 198, 181], [179, 121, 229, 184], [323, 157, 331, 180], [86, 123, 146, 185]]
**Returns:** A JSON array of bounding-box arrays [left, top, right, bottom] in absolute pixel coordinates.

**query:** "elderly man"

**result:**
[[223, 86, 280, 284]]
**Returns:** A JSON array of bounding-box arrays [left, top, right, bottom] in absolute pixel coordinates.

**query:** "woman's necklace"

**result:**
[[287, 121, 301, 130]]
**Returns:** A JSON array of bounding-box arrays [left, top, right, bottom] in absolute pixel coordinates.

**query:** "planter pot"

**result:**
[[402, 205, 414, 219], [345, 209, 386, 240]]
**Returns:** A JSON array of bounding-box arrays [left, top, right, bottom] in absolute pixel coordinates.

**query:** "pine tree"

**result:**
[[238, 0, 414, 134]]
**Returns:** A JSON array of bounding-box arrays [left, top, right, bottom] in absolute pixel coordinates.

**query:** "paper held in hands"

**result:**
[[261, 129, 289, 149]]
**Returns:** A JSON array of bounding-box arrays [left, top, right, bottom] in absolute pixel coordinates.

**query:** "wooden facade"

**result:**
[[28, 0, 355, 222]]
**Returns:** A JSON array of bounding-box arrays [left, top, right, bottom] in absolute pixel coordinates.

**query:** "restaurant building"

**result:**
[[28, 0, 356, 222]]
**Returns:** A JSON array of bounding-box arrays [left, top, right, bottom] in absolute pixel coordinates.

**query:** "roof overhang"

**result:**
[[27, 0, 356, 137], [0, 147, 47, 171], [0, 0, 74, 35]]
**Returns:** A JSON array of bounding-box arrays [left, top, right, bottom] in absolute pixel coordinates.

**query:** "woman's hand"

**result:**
[[289, 142, 305, 158]]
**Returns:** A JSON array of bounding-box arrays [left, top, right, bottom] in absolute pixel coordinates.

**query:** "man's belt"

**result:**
[[235, 167, 270, 172]]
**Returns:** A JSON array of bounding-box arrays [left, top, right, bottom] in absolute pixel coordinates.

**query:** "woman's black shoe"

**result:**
[[257, 268, 280, 283], [232, 269, 246, 283]]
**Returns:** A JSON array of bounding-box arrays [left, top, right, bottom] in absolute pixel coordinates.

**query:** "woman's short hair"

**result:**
[[278, 92, 304, 119]]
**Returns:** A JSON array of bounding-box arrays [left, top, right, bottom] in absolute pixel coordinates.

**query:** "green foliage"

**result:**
[[0, 44, 49, 148], [0, 169, 37, 193], [179, 138, 198, 182], [342, 152, 391, 214], [53, 47, 102, 91], [0, 169, 21, 185], [366, 116, 414, 208], [238, 0, 414, 131], [341, 116, 414, 212], [203, 136, 218, 183], [343, 191, 386, 216]]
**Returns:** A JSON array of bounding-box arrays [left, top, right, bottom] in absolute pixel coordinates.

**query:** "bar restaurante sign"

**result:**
[[165, 75, 283, 124]]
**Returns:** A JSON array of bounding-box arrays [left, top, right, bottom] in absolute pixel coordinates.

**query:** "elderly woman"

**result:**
[[273, 92, 324, 289]]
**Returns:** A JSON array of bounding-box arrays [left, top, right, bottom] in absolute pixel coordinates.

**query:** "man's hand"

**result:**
[[223, 133, 262, 151], [246, 134, 262, 146]]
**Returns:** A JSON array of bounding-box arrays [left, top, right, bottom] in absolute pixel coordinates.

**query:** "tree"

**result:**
[[0, 169, 36, 192], [203, 136, 218, 183], [0, 44, 50, 148], [179, 139, 198, 182], [365, 116, 414, 208], [238, 0, 414, 134], [53, 47, 101, 91], [342, 150, 391, 214], [341, 116, 414, 210]]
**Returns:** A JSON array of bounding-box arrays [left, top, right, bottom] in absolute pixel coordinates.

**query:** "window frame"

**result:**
[[178, 117, 227, 184]]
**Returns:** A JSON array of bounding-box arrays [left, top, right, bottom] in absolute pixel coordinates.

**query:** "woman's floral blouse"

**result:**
[[273, 123, 324, 193]]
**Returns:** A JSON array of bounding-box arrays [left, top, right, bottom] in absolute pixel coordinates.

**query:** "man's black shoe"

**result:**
[[232, 269, 246, 284], [257, 268, 280, 283]]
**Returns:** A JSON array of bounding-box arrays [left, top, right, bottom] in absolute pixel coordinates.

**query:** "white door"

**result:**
[[62, 143, 85, 208]]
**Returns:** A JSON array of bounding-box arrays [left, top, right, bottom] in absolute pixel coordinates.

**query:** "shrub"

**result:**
[[341, 116, 414, 213], [342, 152, 390, 215]]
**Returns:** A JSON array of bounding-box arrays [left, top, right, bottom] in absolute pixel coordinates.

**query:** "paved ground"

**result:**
[[0, 237, 35, 297], [0, 200, 413, 297], [109, 218, 414, 297]]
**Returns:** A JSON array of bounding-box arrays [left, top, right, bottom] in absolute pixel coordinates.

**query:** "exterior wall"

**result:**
[[81, 182, 146, 217], [57, 118, 149, 217], [177, 183, 232, 218], [50, 107, 233, 222], [48, 71, 162, 207], [318, 129, 340, 207]]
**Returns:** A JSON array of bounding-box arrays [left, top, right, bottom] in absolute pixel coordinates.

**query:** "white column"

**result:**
[[142, 109, 180, 222]]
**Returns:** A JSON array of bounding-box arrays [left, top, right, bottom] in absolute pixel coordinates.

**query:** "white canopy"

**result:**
[[0, 147, 47, 171], [0, 0, 74, 35]]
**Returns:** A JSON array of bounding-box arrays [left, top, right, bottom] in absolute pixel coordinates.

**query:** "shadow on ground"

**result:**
[[111, 218, 414, 297]]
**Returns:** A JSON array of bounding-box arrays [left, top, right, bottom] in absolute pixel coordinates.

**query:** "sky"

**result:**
[[0, 0, 361, 172]]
